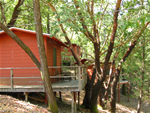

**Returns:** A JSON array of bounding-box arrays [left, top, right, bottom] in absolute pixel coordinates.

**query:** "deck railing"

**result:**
[[0, 66, 87, 91]]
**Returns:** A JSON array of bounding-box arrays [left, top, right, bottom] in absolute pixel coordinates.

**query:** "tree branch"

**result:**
[[119, 22, 150, 67], [7, 0, 24, 28], [74, 0, 95, 43]]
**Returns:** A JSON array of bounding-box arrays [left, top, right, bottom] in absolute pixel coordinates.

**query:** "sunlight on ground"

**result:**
[[64, 97, 72, 102], [97, 104, 110, 113], [116, 104, 136, 113], [16, 101, 34, 110], [16, 108, 26, 112]]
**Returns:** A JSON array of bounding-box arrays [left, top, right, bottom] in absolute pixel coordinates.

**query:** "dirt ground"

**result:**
[[0, 91, 150, 113]]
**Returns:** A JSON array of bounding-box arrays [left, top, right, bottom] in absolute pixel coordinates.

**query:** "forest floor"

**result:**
[[0, 91, 150, 113]]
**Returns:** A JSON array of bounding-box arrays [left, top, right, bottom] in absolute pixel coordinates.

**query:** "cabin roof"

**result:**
[[0, 27, 67, 47]]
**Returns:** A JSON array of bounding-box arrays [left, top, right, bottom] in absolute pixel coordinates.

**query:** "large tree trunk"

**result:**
[[82, 68, 96, 108], [33, 0, 58, 113], [90, 80, 102, 113]]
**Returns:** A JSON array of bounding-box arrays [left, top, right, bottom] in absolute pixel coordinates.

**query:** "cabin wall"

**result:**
[[0, 31, 41, 85], [46, 37, 61, 83], [0, 31, 40, 68]]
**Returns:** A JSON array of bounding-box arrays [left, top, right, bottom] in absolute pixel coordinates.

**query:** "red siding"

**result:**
[[0, 31, 40, 68], [46, 38, 61, 83]]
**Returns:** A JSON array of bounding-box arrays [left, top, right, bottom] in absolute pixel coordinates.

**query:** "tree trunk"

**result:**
[[82, 77, 92, 108], [83, 77, 94, 108], [90, 80, 102, 113], [82, 68, 96, 109], [33, 0, 58, 113], [110, 69, 120, 113]]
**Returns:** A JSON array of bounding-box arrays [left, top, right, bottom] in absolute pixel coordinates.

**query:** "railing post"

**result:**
[[81, 67, 84, 75], [10, 69, 13, 89], [78, 66, 81, 90]]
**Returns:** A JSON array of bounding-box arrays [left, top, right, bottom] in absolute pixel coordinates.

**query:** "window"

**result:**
[[53, 47, 57, 66]]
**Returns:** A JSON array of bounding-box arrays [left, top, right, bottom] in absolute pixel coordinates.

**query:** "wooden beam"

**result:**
[[77, 91, 80, 109]]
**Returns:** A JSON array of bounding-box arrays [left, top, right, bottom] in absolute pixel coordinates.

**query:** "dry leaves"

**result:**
[[0, 95, 50, 113]]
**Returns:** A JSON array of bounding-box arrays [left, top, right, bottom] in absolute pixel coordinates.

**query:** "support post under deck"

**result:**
[[71, 92, 77, 113], [78, 91, 80, 109], [24, 92, 28, 102]]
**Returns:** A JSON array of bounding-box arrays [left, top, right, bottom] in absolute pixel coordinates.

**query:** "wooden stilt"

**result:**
[[71, 92, 77, 113], [78, 91, 80, 109], [24, 92, 28, 102]]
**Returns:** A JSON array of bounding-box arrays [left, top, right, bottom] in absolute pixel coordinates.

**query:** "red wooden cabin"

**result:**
[[0, 27, 67, 86]]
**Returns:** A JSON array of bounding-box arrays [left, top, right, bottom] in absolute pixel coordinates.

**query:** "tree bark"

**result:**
[[33, 0, 58, 113], [82, 68, 96, 109], [90, 80, 102, 113], [110, 69, 120, 113]]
